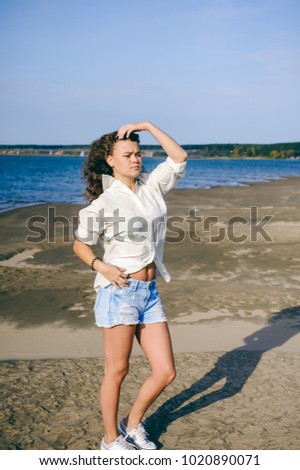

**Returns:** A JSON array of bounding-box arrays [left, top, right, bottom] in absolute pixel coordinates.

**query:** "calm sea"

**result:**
[[1, 155, 300, 213]]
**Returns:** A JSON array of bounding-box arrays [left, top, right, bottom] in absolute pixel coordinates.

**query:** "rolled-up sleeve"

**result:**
[[75, 203, 104, 246], [147, 156, 187, 196]]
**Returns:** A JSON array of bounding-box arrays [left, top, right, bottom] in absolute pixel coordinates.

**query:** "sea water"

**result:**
[[1, 155, 300, 212]]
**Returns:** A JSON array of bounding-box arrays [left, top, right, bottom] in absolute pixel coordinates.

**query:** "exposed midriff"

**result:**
[[127, 261, 156, 281]]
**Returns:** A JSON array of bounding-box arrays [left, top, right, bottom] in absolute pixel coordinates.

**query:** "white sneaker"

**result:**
[[118, 417, 157, 450], [101, 435, 136, 450]]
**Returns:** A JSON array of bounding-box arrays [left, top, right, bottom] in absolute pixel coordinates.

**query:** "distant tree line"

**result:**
[[0, 142, 300, 159], [146, 142, 300, 159]]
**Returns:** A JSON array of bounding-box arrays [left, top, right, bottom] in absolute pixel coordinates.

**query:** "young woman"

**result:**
[[73, 121, 188, 450]]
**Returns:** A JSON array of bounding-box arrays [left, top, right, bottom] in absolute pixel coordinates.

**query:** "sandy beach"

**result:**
[[1, 176, 300, 450]]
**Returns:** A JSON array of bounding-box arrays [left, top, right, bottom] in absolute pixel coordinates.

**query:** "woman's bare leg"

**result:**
[[100, 324, 136, 443], [126, 322, 176, 428]]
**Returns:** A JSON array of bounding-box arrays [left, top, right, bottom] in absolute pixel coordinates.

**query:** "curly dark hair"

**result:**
[[83, 131, 140, 201]]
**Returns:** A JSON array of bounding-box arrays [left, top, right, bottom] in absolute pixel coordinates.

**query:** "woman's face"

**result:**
[[106, 139, 142, 180]]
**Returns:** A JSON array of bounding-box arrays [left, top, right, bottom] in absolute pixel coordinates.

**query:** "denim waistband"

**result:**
[[125, 276, 157, 291]]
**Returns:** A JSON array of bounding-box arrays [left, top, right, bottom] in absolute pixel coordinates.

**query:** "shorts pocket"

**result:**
[[109, 291, 140, 325], [111, 283, 135, 295]]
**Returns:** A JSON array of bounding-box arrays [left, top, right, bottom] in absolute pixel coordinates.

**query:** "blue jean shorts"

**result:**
[[94, 277, 167, 328]]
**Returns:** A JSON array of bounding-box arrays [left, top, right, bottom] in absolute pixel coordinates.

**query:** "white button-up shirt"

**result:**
[[75, 156, 187, 290]]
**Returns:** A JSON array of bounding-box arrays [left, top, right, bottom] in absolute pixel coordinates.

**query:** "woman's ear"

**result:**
[[106, 155, 113, 168]]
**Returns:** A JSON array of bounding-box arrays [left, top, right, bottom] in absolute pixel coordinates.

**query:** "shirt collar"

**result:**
[[102, 173, 145, 192], [102, 174, 115, 192]]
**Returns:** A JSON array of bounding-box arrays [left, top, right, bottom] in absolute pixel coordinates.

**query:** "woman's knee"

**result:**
[[166, 367, 176, 385], [154, 366, 176, 386], [104, 363, 129, 382]]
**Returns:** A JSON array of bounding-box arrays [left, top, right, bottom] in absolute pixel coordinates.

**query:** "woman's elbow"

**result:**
[[182, 150, 189, 162], [73, 238, 83, 255], [177, 149, 188, 162], [176, 150, 189, 164]]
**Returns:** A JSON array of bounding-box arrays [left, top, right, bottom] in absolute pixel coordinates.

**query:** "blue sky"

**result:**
[[0, 0, 299, 145]]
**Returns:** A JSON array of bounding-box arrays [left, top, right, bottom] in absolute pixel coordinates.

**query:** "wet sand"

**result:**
[[1, 176, 300, 449]]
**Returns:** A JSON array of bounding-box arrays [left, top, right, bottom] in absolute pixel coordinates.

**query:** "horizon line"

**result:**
[[0, 141, 300, 147]]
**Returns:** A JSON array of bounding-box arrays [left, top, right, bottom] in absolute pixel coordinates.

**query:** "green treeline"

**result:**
[[188, 142, 300, 159], [0, 142, 300, 159], [147, 142, 300, 159]]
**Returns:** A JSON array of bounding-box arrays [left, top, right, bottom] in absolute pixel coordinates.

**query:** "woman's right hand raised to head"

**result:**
[[117, 121, 152, 139], [118, 122, 188, 164], [95, 261, 129, 288]]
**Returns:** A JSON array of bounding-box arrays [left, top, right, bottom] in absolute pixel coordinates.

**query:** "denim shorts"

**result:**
[[94, 277, 167, 328]]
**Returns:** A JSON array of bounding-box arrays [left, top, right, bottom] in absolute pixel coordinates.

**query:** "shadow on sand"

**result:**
[[144, 305, 300, 448]]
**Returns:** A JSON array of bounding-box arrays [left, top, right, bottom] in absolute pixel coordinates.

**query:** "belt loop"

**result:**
[[129, 278, 138, 291]]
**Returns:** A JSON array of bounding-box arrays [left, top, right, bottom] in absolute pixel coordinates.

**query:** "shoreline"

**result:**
[[1, 173, 300, 216]]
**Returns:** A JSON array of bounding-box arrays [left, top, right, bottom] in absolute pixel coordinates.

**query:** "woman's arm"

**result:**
[[117, 121, 188, 164], [73, 239, 128, 288]]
